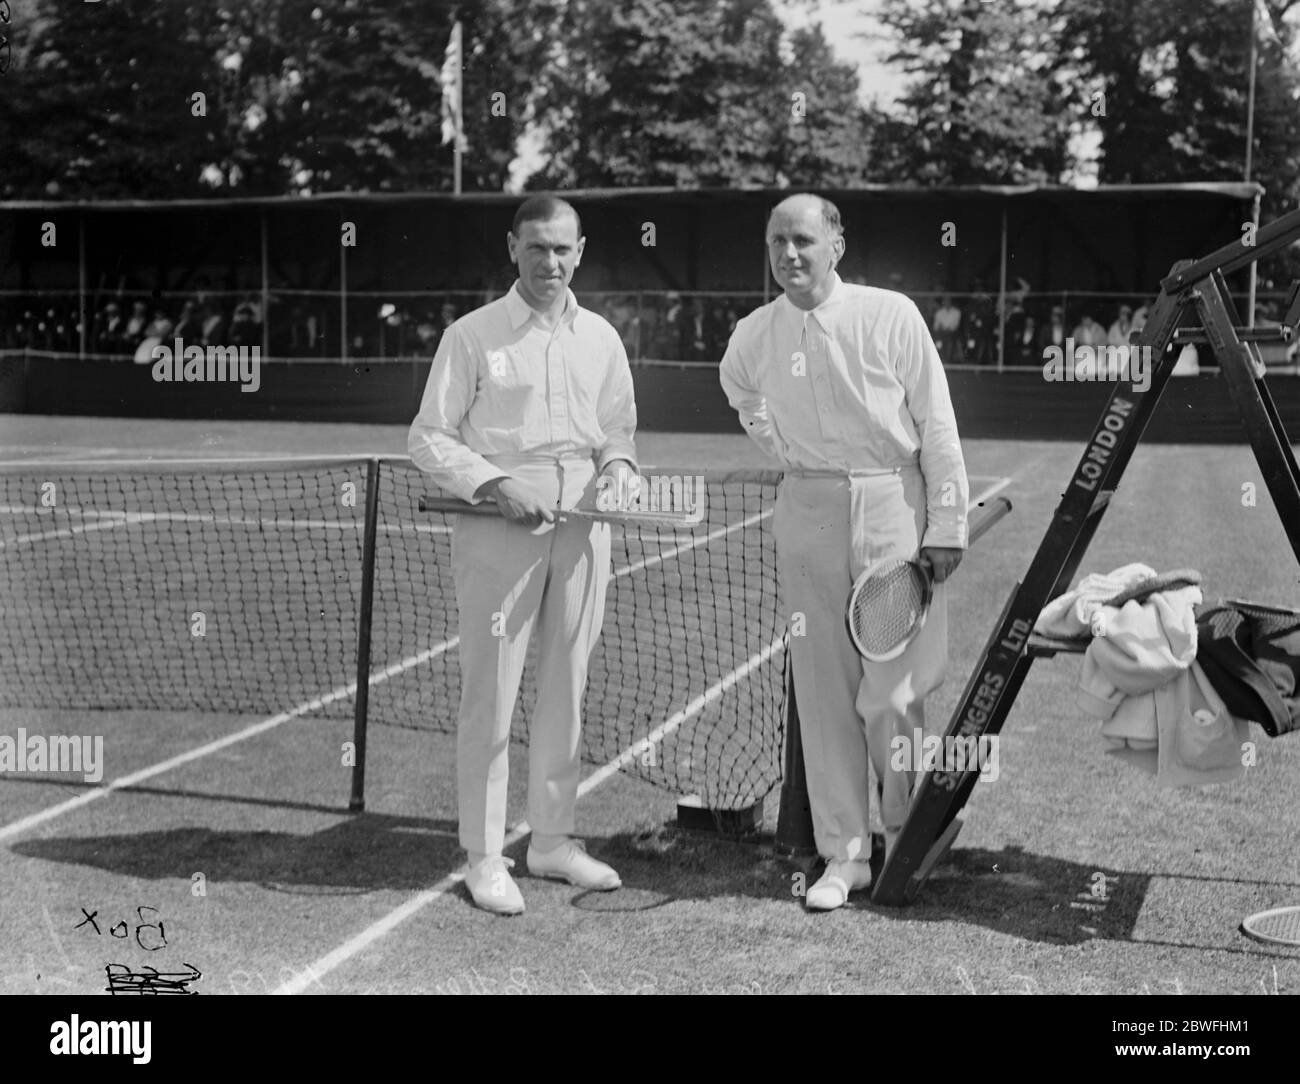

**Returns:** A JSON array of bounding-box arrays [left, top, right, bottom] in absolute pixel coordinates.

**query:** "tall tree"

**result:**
[[1060, 0, 1300, 204], [0, 0, 498, 198], [776, 24, 882, 188], [457, 0, 570, 193], [524, 0, 876, 189], [1060, 0, 1300, 283], [2, 0, 228, 198], [874, 0, 1075, 184], [208, 0, 452, 195]]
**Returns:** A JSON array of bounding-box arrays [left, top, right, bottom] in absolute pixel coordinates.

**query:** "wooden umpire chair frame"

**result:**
[[776, 207, 1300, 905]]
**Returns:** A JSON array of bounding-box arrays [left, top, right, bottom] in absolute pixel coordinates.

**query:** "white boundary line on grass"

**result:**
[[0, 633, 460, 845], [271, 479, 1012, 995], [0, 507, 451, 550], [272, 633, 786, 996], [970, 476, 1012, 506]]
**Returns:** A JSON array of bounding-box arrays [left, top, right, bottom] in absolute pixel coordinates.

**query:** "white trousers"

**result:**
[[775, 466, 948, 862], [449, 459, 610, 857]]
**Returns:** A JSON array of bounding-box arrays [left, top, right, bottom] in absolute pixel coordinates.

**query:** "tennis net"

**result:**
[[0, 456, 787, 810]]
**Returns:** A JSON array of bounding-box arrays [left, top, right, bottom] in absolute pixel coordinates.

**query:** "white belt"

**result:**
[[785, 462, 919, 480]]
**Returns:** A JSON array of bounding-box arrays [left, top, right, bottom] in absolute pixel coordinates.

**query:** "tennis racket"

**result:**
[[1240, 904, 1300, 947], [846, 496, 1012, 662], [417, 495, 704, 531]]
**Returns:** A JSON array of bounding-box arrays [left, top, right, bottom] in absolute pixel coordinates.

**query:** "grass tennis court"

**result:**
[[1, 413, 1298, 995]]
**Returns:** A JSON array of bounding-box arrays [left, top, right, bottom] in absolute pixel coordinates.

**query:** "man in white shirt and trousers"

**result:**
[[720, 194, 970, 910], [408, 196, 640, 915]]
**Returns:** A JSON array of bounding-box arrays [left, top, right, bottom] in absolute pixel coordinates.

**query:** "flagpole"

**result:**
[[1246, 0, 1258, 184], [454, 21, 463, 196], [1246, 1, 1260, 326], [442, 20, 465, 196]]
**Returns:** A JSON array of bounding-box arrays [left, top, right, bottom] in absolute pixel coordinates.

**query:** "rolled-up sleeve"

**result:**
[[895, 300, 970, 549], [596, 333, 639, 472], [406, 325, 509, 502], [720, 326, 782, 461]]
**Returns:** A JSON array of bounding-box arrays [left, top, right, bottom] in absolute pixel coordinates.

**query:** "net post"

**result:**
[[349, 456, 382, 813], [774, 650, 817, 864]]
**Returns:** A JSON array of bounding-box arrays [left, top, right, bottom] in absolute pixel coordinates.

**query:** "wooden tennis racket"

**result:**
[[846, 496, 1012, 662], [417, 495, 704, 531]]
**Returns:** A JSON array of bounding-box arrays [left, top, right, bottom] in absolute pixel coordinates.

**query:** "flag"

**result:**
[[1255, 0, 1280, 47], [440, 22, 466, 151]]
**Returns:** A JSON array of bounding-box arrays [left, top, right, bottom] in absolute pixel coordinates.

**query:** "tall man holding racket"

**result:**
[[720, 194, 970, 910], [408, 196, 640, 915]]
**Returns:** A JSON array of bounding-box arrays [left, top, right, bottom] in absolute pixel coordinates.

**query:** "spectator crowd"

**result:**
[[2, 295, 269, 360], [927, 277, 1153, 370], [4, 281, 1292, 368]]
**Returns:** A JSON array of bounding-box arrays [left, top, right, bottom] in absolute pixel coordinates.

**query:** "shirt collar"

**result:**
[[780, 271, 846, 330], [505, 281, 580, 332]]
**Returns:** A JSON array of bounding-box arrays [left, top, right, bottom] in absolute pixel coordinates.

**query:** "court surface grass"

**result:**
[[0, 413, 1297, 995]]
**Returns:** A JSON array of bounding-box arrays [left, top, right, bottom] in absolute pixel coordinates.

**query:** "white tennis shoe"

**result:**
[[464, 855, 525, 915], [805, 859, 873, 911], [527, 838, 622, 891]]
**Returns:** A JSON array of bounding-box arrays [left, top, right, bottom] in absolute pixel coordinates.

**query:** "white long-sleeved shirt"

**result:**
[[719, 274, 969, 548], [408, 283, 638, 501]]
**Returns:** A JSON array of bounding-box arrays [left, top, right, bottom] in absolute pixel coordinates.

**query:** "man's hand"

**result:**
[[482, 477, 556, 527], [918, 546, 963, 584], [597, 459, 642, 512]]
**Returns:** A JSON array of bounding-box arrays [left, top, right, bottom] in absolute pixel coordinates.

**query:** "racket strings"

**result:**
[[849, 559, 928, 655], [1242, 905, 1300, 946]]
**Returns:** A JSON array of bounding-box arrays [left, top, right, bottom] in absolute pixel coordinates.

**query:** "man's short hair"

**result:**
[[512, 196, 582, 239], [769, 194, 843, 241], [815, 197, 843, 241]]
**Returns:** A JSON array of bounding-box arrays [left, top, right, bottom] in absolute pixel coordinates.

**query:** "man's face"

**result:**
[[767, 202, 844, 301], [507, 213, 584, 309]]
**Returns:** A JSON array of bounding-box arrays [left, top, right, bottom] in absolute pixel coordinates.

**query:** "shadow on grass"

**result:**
[[11, 812, 464, 894], [870, 843, 1149, 945], [13, 801, 1294, 951], [595, 826, 1300, 952]]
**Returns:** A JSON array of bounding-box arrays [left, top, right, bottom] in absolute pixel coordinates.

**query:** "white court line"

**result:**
[[0, 696, 348, 845], [0, 629, 462, 845], [0, 447, 124, 457], [970, 477, 1013, 507], [0, 511, 150, 549], [613, 507, 770, 579], [273, 633, 785, 996], [0, 507, 450, 551], [272, 819, 532, 996]]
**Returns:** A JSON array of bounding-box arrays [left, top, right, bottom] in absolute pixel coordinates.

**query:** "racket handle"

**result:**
[[967, 495, 1012, 547]]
